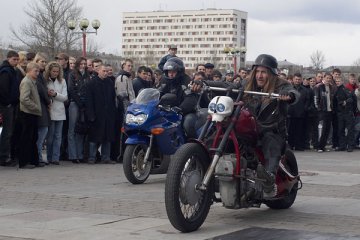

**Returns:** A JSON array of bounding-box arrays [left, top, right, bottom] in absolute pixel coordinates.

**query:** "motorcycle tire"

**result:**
[[265, 149, 298, 209], [123, 144, 152, 184], [165, 143, 213, 233]]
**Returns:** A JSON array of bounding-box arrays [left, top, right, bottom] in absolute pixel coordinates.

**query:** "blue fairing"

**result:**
[[124, 88, 185, 156], [125, 135, 149, 145]]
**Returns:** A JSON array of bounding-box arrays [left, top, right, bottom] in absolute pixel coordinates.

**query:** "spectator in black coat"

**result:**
[[287, 73, 310, 151], [132, 66, 152, 97], [333, 77, 357, 152], [0, 51, 19, 166], [86, 64, 116, 164]]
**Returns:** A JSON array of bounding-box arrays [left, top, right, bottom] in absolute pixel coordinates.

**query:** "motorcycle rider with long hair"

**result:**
[[243, 54, 299, 198], [158, 57, 205, 138]]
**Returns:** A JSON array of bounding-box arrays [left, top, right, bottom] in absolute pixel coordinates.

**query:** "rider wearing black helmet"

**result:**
[[243, 54, 299, 198], [159, 57, 204, 138]]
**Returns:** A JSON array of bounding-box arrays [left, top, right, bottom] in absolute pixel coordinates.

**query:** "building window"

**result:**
[[213, 18, 224, 21], [182, 25, 193, 29], [213, 31, 224, 35], [153, 32, 163, 36], [219, 24, 230, 28], [207, 25, 218, 28], [200, 44, 210, 48], [213, 44, 222, 48], [147, 26, 157, 30]]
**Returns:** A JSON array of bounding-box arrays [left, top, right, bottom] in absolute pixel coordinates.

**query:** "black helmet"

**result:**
[[163, 57, 185, 74], [252, 54, 278, 75]]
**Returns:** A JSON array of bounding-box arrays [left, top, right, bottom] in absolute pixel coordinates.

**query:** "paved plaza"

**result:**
[[0, 150, 360, 239]]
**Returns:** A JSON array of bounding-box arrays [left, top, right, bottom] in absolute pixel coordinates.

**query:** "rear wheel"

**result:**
[[165, 143, 213, 232], [123, 144, 152, 184], [265, 149, 298, 209]]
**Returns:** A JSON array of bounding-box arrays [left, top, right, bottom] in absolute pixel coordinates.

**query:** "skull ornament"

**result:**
[[208, 96, 234, 122]]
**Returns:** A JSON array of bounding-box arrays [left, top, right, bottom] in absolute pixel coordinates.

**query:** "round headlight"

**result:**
[[209, 103, 216, 112], [216, 103, 225, 112], [126, 114, 135, 124], [135, 114, 148, 125]]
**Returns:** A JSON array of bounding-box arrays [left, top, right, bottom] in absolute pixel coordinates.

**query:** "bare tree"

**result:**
[[353, 58, 360, 67], [11, 0, 82, 58], [310, 50, 326, 70]]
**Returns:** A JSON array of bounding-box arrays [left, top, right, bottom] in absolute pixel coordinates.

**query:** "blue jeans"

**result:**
[[36, 126, 48, 163], [68, 102, 85, 160], [89, 142, 110, 161], [47, 120, 63, 162]]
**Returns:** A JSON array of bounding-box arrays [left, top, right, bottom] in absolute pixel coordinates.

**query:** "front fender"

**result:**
[[125, 135, 149, 145], [186, 139, 211, 159]]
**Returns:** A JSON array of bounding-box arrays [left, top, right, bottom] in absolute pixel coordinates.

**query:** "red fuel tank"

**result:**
[[234, 109, 259, 144]]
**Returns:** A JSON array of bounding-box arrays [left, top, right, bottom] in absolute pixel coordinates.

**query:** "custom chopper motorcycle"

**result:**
[[165, 86, 302, 232]]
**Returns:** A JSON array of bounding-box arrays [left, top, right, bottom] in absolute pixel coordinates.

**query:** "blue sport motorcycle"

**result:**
[[122, 88, 187, 184]]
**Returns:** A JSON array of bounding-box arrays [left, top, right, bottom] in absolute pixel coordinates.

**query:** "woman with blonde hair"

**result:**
[[69, 56, 76, 70], [45, 61, 68, 165], [33, 52, 50, 166]]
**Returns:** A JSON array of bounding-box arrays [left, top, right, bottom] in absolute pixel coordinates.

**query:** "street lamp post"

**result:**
[[67, 18, 101, 57], [239, 46, 247, 69], [223, 46, 247, 72]]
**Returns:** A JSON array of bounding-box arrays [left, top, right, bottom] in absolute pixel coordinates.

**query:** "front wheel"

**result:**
[[123, 144, 152, 184], [165, 143, 213, 232]]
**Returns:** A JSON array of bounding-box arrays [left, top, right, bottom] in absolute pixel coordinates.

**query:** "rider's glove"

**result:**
[[279, 90, 295, 102]]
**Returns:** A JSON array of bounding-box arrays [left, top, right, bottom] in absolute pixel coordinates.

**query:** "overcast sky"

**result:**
[[1, 0, 360, 67]]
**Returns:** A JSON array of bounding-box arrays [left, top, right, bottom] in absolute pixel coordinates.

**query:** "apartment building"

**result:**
[[122, 9, 247, 71]]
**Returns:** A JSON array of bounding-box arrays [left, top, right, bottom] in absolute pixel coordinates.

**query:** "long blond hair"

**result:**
[[44, 61, 64, 83]]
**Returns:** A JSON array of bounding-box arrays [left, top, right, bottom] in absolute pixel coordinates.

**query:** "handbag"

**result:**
[[74, 109, 90, 135]]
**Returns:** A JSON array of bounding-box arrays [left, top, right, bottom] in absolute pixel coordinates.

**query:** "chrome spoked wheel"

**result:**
[[123, 144, 152, 184], [165, 143, 213, 232]]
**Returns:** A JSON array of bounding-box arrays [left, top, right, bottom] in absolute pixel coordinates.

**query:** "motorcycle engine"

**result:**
[[215, 154, 262, 209], [215, 154, 240, 209]]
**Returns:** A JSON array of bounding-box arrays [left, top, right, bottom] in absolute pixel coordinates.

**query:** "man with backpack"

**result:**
[[113, 59, 135, 162]]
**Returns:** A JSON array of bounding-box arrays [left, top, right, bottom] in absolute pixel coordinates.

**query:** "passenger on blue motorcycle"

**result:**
[[158, 57, 205, 138]]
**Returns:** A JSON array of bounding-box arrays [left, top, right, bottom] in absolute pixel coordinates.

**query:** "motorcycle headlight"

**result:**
[[216, 103, 225, 112], [126, 113, 148, 125], [209, 103, 216, 112]]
